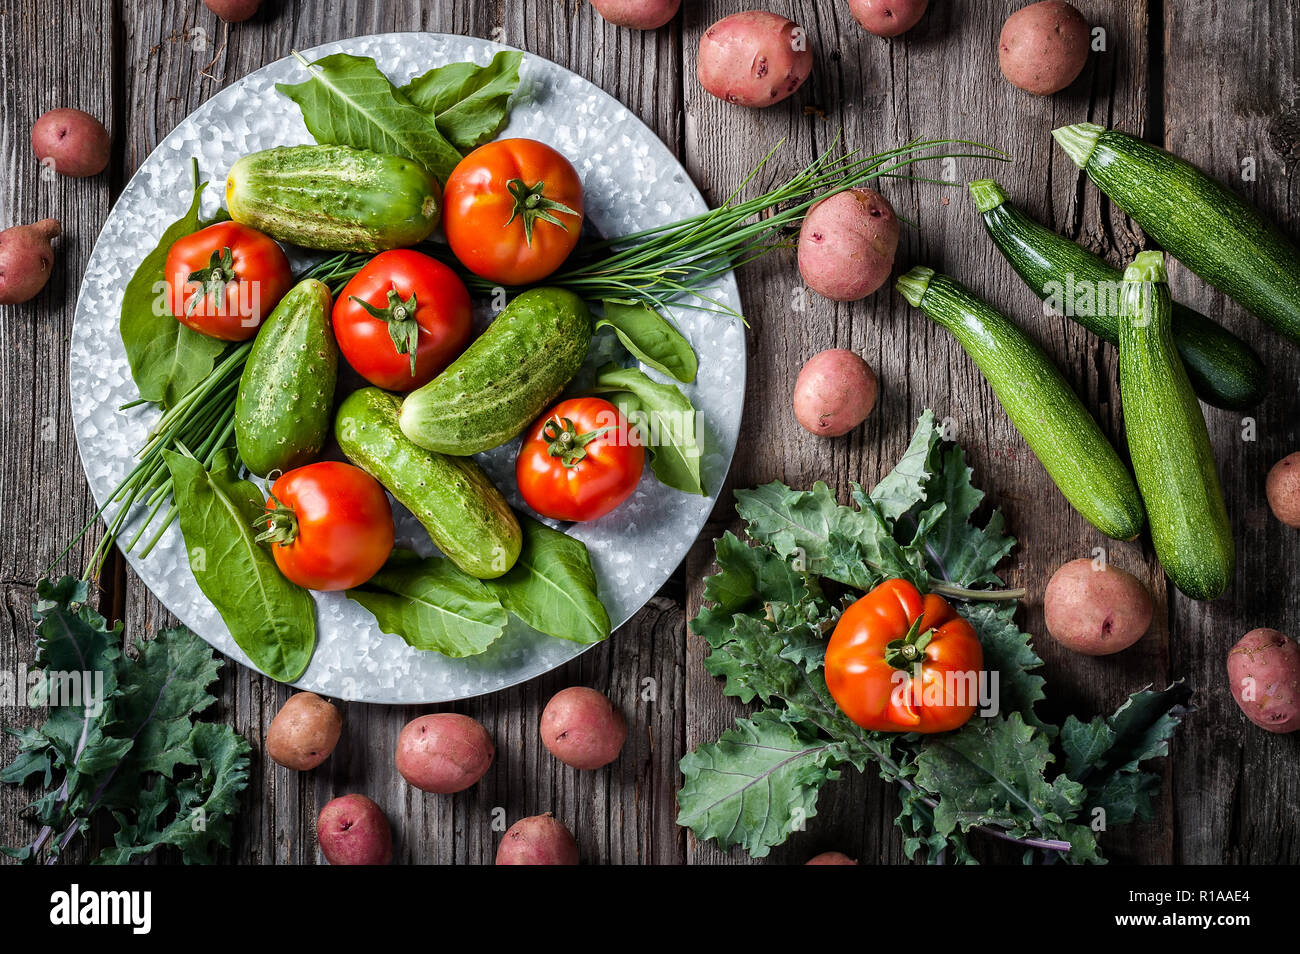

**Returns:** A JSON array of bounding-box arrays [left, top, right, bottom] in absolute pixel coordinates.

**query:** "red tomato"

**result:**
[[516, 398, 644, 522], [258, 462, 395, 591], [442, 138, 584, 285], [164, 221, 292, 341], [333, 249, 473, 392]]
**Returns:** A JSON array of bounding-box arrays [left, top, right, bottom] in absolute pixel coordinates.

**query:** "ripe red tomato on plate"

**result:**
[[332, 249, 473, 392], [516, 397, 644, 522], [442, 138, 584, 285], [164, 221, 292, 341], [258, 461, 395, 591]]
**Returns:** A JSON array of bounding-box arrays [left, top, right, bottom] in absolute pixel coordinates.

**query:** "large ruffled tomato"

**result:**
[[164, 221, 292, 341]]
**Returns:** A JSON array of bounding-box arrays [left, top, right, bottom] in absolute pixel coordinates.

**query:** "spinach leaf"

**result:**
[[164, 448, 316, 682], [598, 299, 698, 383], [119, 159, 227, 408], [399, 51, 524, 153], [348, 555, 507, 658], [592, 364, 705, 495], [276, 52, 464, 181], [485, 516, 610, 645]]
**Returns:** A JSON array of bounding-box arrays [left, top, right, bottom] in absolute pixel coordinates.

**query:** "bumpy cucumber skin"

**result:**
[[335, 387, 521, 579], [399, 288, 593, 455], [235, 279, 337, 477], [1072, 128, 1300, 344], [1119, 270, 1235, 601], [977, 193, 1266, 411], [906, 270, 1146, 541], [226, 144, 441, 253]]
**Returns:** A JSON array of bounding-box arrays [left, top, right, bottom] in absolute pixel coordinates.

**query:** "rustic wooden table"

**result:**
[[2, 0, 1298, 865]]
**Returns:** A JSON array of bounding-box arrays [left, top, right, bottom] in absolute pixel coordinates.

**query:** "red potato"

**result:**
[[1265, 452, 1300, 528], [31, 108, 110, 178], [798, 187, 899, 301], [317, 794, 393, 865], [265, 692, 342, 771], [202, 0, 261, 22], [849, 0, 929, 37], [1043, 558, 1153, 656], [697, 11, 813, 108], [495, 814, 579, 865], [0, 219, 60, 305], [395, 712, 494, 794], [998, 1, 1091, 96], [1227, 629, 1300, 734], [806, 851, 858, 865], [792, 349, 878, 438], [589, 0, 680, 30], [540, 687, 627, 770]]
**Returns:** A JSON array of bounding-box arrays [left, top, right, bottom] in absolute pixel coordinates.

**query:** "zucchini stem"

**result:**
[[967, 178, 1008, 214], [895, 266, 935, 308], [1051, 122, 1104, 169]]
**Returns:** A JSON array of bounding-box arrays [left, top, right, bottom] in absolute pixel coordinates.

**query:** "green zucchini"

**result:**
[[335, 387, 521, 579], [235, 279, 338, 477], [399, 288, 593, 455], [1054, 123, 1300, 344], [969, 178, 1266, 411], [1117, 252, 1234, 600], [896, 266, 1145, 541], [226, 144, 441, 253]]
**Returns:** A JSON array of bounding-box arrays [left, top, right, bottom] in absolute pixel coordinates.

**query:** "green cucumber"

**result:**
[[1054, 123, 1300, 344], [896, 266, 1145, 541], [400, 287, 593, 455], [235, 278, 338, 477], [969, 178, 1266, 411], [335, 388, 521, 580], [1118, 252, 1234, 600], [226, 144, 441, 253]]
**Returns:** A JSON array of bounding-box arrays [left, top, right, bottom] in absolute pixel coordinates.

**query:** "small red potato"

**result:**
[[1227, 629, 1300, 734], [806, 851, 858, 865], [495, 813, 579, 865], [395, 712, 494, 794], [1043, 558, 1153, 656], [798, 187, 899, 301], [0, 219, 60, 305], [202, 0, 261, 22], [540, 687, 627, 770], [589, 0, 680, 30], [31, 108, 111, 178], [265, 691, 342, 771], [1265, 452, 1300, 528], [849, 0, 928, 37], [317, 794, 393, 865], [998, 1, 1091, 96], [792, 349, 878, 438], [697, 11, 813, 108]]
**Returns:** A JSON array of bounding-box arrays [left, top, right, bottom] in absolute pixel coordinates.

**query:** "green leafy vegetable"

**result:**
[[400, 50, 524, 153], [1, 578, 250, 864], [119, 158, 227, 408], [598, 299, 698, 383], [164, 447, 316, 682], [593, 364, 704, 496]]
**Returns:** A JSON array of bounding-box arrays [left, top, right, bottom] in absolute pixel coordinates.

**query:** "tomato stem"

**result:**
[[184, 245, 236, 315], [505, 177, 579, 246], [349, 285, 421, 375], [254, 493, 299, 547], [543, 416, 613, 468]]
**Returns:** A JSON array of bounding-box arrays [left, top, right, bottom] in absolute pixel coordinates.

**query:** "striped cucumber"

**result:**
[[1054, 123, 1300, 344], [968, 178, 1266, 410], [896, 266, 1145, 540], [1118, 252, 1234, 600]]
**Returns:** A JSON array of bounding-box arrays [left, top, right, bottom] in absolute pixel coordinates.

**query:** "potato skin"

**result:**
[[265, 691, 342, 771], [806, 851, 858, 865], [540, 687, 627, 770], [792, 350, 878, 438], [589, 0, 680, 30], [697, 11, 813, 108], [202, 0, 261, 22], [0, 219, 60, 305], [798, 187, 898, 301], [849, 0, 928, 37], [495, 814, 579, 865], [1265, 452, 1300, 528], [1227, 629, 1300, 734], [395, 712, 494, 794], [1043, 558, 1153, 656], [998, 1, 1090, 95], [31, 108, 110, 178], [317, 794, 393, 865]]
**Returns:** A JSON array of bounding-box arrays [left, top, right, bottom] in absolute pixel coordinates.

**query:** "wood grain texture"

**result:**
[[2, 0, 1297, 865]]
